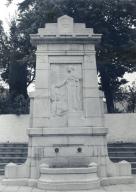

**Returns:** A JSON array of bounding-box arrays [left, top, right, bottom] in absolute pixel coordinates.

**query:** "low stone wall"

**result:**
[[105, 113, 136, 143], [0, 115, 29, 143], [0, 113, 135, 143]]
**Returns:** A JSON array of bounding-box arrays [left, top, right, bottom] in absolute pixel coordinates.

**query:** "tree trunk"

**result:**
[[9, 60, 28, 99], [99, 67, 115, 113], [103, 83, 115, 113]]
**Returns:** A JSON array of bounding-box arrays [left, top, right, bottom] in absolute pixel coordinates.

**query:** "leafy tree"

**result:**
[[2, 20, 28, 98], [11, 94, 30, 115], [0, 18, 30, 115], [5, 0, 136, 113], [115, 81, 136, 113], [0, 91, 30, 115], [0, 20, 9, 69], [0, 95, 11, 114], [127, 82, 136, 112], [1, 19, 35, 99]]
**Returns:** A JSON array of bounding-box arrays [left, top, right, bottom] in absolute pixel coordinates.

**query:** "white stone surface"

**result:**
[[5, 163, 17, 179], [35, 15, 95, 37], [83, 54, 96, 69], [35, 69, 49, 89], [4, 161, 30, 179], [84, 98, 102, 117], [33, 98, 49, 118], [1, 178, 136, 192], [119, 160, 132, 176], [105, 113, 136, 143], [83, 69, 98, 88], [49, 55, 83, 64], [0, 115, 29, 143], [0, 113, 136, 143], [38, 166, 100, 190]]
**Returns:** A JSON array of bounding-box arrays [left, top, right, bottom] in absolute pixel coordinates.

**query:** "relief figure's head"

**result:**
[[67, 66, 74, 73]]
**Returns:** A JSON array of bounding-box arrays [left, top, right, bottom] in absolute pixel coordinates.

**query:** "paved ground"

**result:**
[[1, 177, 136, 192], [1, 184, 136, 192]]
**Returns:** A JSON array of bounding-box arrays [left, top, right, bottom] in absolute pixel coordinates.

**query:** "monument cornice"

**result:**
[[30, 35, 102, 46], [27, 127, 108, 136], [36, 50, 96, 54]]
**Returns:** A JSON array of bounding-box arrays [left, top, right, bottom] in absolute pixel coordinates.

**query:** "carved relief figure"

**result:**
[[50, 85, 67, 116], [51, 65, 82, 116], [65, 66, 81, 111]]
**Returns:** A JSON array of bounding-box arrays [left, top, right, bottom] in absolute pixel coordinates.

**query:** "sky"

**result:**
[[0, 0, 135, 88], [0, 0, 23, 31]]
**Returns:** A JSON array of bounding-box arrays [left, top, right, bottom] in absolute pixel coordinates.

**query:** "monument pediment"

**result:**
[[30, 15, 102, 45], [58, 15, 74, 34]]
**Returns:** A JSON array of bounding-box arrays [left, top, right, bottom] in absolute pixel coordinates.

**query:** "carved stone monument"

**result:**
[[3, 15, 134, 191]]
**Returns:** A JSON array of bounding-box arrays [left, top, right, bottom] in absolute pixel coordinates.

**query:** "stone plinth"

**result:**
[[38, 165, 100, 190], [3, 15, 133, 191]]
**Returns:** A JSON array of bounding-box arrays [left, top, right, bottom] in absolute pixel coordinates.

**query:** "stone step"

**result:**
[[0, 169, 4, 175], [108, 147, 136, 151], [0, 147, 27, 150], [108, 143, 136, 175], [109, 152, 136, 158], [108, 143, 136, 147], [0, 153, 27, 157], [0, 143, 27, 147], [0, 163, 7, 168], [0, 151, 27, 154], [0, 156, 26, 160], [0, 143, 28, 175], [131, 163, 136, 168], [0, 148, 27, 154], [132, 168, 136, 174], [0, 146, 28, 149], [38, 167, 100, 191]]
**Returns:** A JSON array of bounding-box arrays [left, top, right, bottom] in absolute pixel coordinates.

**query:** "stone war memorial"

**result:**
[[2, 15, 134, 191]]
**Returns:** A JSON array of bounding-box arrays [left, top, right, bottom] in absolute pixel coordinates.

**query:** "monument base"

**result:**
[[2, 161, 134, 191], [38, 165, 100, 191], [2, 134, 134, 190]]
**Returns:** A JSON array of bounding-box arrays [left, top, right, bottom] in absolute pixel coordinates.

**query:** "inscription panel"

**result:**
[[58, 15, 73, 34]]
